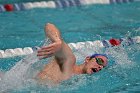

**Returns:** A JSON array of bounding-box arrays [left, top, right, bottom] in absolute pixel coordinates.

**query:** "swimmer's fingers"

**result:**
[[38, 47, 53, 53], [38, 53, 54, 59], [38, 43, 57, 53], [38, 43, 56, 52], [39, 42, 61, 53], [37, 41, 62, 59], [37, 49, 56, 59], [37, 50, 55, 56], [41, 43, 56, 49]]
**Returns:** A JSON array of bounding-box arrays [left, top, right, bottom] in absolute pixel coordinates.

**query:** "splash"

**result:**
[[106, 47, 132, 67], [0, 37, 139, 92], [0, 51, 39, 92], [0, 38, 51, 92]]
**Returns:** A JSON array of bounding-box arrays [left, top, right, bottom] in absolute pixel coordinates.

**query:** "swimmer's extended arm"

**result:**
[[37, 23, 63, 58], [37, 23, 75, 75]]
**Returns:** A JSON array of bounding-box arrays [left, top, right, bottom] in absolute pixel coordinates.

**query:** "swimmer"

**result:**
[[37, 23, 108, 84]]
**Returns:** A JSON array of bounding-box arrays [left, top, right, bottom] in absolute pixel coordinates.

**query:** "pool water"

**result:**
[[0, 2, 140, 93]]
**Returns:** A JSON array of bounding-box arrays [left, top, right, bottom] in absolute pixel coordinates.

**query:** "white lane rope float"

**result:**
[[0, 0, 137, 12], [0, 36, 140, 58]]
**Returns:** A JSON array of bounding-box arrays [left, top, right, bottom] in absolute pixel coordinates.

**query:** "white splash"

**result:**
[[0, 50, 39, 92]]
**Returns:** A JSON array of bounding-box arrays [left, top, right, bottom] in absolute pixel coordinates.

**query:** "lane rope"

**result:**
[[0, 36, 140, 58], [0, 0, 137, 12]]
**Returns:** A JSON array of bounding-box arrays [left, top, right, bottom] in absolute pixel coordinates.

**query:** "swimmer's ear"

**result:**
[[84, 56, 90, 63]]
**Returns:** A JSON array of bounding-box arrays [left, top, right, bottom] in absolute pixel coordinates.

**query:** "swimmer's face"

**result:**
[[83, 56, 108, 74]]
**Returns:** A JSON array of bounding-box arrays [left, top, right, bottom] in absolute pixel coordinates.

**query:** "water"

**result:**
[[0, 52, 39, 92], [0, 2, 140, 93]]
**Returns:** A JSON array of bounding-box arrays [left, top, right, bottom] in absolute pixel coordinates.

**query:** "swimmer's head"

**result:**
[[83, 54, 108, 74], [90, 54, 108, 67]]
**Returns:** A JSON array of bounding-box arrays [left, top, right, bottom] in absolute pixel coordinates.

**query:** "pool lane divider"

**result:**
[[0, 0, 137, 12], [0, 36, 140, 58]]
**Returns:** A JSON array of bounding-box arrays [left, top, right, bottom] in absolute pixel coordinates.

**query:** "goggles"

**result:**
[[90, 54, 107, 67], [95, 58, 104, 67]]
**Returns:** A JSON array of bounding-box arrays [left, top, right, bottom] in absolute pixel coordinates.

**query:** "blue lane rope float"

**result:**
[[0, 0, 138, 12], [0, 36, 140, 58], [110, 0, 134, 4]]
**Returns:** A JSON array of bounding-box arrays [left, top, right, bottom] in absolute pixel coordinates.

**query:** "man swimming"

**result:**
[[37, 23, 108, 84]]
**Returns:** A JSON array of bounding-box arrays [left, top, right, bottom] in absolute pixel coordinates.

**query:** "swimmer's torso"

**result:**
[[37, 59, 72, 84]]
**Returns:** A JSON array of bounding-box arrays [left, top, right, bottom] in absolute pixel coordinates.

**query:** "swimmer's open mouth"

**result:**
[[92, 68, 98, 72]]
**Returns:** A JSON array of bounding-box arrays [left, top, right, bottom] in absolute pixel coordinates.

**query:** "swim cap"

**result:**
[[90, 54, 108, 59]]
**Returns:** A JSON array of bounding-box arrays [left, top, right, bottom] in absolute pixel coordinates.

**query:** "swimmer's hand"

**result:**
[[37, 40, 62, 59]]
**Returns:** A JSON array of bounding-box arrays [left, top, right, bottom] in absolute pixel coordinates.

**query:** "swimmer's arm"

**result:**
[[37, 23, 76, 78], [44, 23, 62, 43], [37, 23, 63, 58], [37, 23, 75, 63]]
